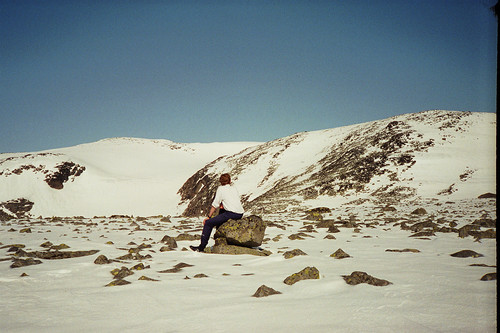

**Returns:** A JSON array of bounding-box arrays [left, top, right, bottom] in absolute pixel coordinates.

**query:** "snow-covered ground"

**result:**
[[0, 198, 496, 332]]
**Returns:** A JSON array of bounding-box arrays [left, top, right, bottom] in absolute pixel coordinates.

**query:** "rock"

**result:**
[[160, 235, 178, 249], [252, 285, 282, 297], [214, 215, 266, 248], [307, 207, 331, 214], [105, 279, 131, 287], [316, 220, 337, 229], [478, 193, 496, 199], [19, 228, 31, 233], [40, 241, 53, 248], [111, 267, 134, 279], [11, 258, 42, 268], [330, 248, 351, 259], [342, 271, 392, 286], [283, 249, 308, 259], [193, 273, 208, 278], [411, 208, 427, 215], [207, 238, 271, 256], [480, 273, 496, 281], [284, 266, 320, 285], [175, 233, 200, 241], [324, 234, 336, 240], [158, 262, 194, 273], [450, 250, 484, 258], [385, 248, 420, 253], [138, 276, 159, 281], [94, 255, 112, 264]]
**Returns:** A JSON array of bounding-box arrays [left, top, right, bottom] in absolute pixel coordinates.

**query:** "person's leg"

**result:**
[[198, 213, 231, 251], [195, 211, 244, 251]]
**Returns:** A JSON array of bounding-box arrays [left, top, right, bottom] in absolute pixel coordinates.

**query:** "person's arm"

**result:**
[[203, 206, 217, 225]]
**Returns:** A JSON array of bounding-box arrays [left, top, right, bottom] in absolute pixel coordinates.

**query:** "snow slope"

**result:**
[[0, 138, 261, 217], [179, 110, 496, 216]]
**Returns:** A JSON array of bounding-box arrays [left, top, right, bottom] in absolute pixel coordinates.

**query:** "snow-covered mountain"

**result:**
[[179, 110, 496, 216], [0, 138, 261, 217], [0, 110, 496, 218]]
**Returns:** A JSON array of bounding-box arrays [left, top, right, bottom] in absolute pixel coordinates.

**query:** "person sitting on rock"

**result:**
[[190, 173, 244, 252]]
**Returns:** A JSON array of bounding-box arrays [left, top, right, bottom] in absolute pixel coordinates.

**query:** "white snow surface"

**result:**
[[0, 138, 261, 217], [0, 199, 496, 332]]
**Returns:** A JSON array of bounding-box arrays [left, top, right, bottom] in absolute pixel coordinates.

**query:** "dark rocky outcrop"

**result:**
[[0, 198, 34, 220], [44, 161, 86, 189]]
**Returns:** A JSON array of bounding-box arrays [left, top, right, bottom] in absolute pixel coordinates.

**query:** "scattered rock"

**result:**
[[105, 279, 131, 287], [284, 266, 320, 285], [111, 267, 134, 279], [175, 233, 199, 241], [411, 208, 427, 215], [450, 250, 484, 258], [11, 258, 42, 268], [330, 248, 351, 259], [138, 276, 159, 281], [480, 273, 496, 281], [342, 271, 392, 286], [94, 255, 112, 264], [478, 193, 496, 199], [193, 273, 208, 278], [283, 249, 308, 259], [252, 285, 282, 298], [385, 248, 420, 253], [19, 228, 31, 233], [160, 235, 178, 249]]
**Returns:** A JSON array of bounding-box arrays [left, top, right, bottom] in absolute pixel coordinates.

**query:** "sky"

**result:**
[[0, 0, 497, 154]]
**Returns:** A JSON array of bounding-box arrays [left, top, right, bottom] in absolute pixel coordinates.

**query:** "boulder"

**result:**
[[214, 215, 266, 248], [206, 238, 271, 256]]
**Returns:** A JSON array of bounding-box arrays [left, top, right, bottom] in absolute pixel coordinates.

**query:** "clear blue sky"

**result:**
[[1, 0, 497, 153]]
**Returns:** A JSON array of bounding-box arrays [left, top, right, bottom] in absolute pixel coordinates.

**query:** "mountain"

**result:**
[[0, 110, 496, 218], [178, 110, 496, 216], [0, 138, 261, 218]]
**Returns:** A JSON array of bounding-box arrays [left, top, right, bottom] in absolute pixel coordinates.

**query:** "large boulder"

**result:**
[[214, 215, 266, 248]]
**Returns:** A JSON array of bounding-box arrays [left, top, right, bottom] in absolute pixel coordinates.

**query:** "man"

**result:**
[[190, 173, 244, 252]]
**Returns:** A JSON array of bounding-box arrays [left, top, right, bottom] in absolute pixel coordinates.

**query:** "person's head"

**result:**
[[219, 173, 231, 186]]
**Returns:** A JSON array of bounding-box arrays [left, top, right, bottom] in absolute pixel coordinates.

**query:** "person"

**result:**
[[190, 173, 244, 252]]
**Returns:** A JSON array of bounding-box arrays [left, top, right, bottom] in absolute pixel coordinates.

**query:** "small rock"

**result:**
[[94, 255, 112, 264], [450, 250, 484, 258], [138, 276, 159, 281], [11, 258, 42, 268], [330, 248, 351, 259], [106, 279, 131, 287], [111, 267, 134, 279], [193, 273, 208, 278], [284, 266, 320, 285], [160, 235, 178, 249], [283, 249, 307, 259], [19, 228, 31, 233], [252, 285, 282, 298], [411, 208, 427, 215], [480, 273, 496, 281], [342, 271, 392, 286]]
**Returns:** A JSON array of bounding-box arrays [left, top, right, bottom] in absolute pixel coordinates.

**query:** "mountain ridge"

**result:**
[[1, 110, 496, 218]]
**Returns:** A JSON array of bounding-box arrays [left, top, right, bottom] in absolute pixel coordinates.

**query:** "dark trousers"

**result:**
[[199, 210, 243, 250]]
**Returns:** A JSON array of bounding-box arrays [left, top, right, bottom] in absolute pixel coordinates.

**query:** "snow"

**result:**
[[0, 111, 497, 332], [0, 199, 496, 332]]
